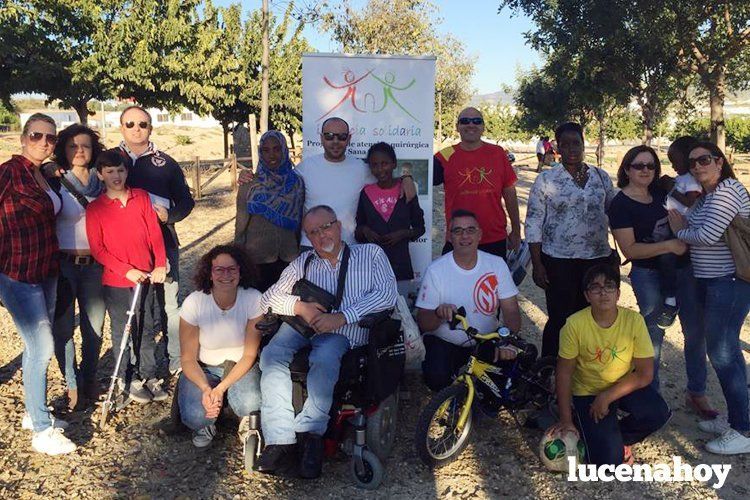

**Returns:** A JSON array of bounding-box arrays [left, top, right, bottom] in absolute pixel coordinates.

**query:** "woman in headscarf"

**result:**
[[235, 130, 305, 291]]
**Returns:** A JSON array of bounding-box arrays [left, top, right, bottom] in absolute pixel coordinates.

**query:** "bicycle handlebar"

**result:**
[[449, 306, 523, 348]]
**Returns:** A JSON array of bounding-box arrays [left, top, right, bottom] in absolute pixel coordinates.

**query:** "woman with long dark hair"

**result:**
[[669, 142, 750, 455], [48, 123, 105, 410], [0, 113, 76, 454]]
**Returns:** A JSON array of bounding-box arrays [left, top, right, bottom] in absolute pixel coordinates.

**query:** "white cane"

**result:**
[[99, 279, 146, 427]]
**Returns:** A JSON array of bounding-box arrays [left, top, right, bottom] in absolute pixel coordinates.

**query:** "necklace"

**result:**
[[569, 164, 589, 187], [214, 293, 237, 315]]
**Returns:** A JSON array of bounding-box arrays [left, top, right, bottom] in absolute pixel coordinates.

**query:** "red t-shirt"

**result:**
[[86, 188, 167, 288], [434, 143, 517, 244]]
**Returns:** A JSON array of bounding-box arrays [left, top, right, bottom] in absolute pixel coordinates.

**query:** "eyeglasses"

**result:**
[[306, 219, 338, 238], [211, 265, 239, 275], [450, 226, 479, 236], [689, 154, 717, 169], [586, 283, 618, 294], [458, 117, 483, 125], [628, 162, 656, 171], [322, 132, 349, 141], [27, 132, 58, 145], [124, 121, 150, 129]]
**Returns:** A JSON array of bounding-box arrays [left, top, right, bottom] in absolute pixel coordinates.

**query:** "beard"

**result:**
[[320, 241, 336, 253]]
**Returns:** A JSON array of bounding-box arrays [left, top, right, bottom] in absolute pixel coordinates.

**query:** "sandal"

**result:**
[[685, 393, 719, 420]]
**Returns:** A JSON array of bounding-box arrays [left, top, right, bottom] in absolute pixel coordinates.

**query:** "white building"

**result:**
[[21, 107, 221, 130]]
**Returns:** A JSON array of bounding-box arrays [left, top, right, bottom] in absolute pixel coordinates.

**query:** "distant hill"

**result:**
[[470, 89, 515, 107]]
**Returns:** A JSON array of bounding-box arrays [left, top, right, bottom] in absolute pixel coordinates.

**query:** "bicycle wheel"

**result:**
[[414, 383, 473, 467], [530, 356, 558, 418]]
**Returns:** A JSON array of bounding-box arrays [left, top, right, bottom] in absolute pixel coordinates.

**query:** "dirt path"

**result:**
[[1, 165, 749, 499]]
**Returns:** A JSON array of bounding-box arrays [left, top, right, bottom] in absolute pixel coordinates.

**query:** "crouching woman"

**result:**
[[178, 245, 263, 450], [552, 264, 671, 465]]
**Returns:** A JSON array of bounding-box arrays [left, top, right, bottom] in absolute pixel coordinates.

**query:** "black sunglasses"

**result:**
[[458, 117, 483, 125], [322, 132, 349, 141], [124, 121, 150, 129], [27, 132, 58, 145], [628, 162, 656, 171], [689, 154, 717, 169]]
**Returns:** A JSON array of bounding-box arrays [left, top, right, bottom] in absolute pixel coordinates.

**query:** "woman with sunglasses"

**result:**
[[235, 130, 304, 291], [0, 113, 76, 455], [607, 145, 715, 418], [668, 142, 750, 455], [177, 244, 262, 453], [47, 124, 105, 411]]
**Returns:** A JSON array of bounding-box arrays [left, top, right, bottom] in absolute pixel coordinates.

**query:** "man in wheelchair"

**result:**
[[256, 205, 398, 479]]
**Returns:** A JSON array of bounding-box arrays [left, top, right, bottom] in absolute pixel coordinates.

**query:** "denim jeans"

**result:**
[[696, 274, 750, 432], [52, 259, 106, 390], [156, 246, 181, 373], [0, 273, 57, 432], [573, 385, 671, 465], [104, 284, 159, 382], [259, 324, 350, 444], [629, 265, 707, 394], [178, 364, 261, 430]]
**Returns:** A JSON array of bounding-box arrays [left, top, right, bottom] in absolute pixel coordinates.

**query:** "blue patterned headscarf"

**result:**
[[247, 130, 305, 231]]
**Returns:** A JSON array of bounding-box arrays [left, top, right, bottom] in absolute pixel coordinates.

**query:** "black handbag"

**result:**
[[279, 245, 351, 337]]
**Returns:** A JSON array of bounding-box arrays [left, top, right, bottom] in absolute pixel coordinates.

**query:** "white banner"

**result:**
[[302, 53, 436, 286]]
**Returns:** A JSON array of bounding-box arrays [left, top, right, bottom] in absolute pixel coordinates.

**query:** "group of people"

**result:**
[[1, 105, 749, 478]]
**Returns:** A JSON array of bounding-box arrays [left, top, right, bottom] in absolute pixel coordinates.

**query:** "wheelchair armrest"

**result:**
[[357, 309, 394, 329], [256, 308, 281, 334]]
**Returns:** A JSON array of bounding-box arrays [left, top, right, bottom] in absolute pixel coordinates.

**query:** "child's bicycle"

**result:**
[[414, 307, 557, 467]]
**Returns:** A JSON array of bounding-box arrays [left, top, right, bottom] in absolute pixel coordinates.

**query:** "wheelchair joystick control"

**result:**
[[497, 327, 510, 338]]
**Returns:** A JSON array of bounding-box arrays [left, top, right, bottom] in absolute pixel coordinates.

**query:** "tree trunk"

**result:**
[[709, 69, 726, 151], [222, 123, 230, 158], [595, 109, 606, 167], [641, 107, 654, 147], [74, 100, 89, 125]]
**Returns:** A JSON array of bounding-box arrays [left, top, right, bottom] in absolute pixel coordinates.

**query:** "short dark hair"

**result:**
[[366, 142, 397, 164], [94, 150, 125, 172], [667, 136, 698, 172], [53, 124, 105, 170], [120, 105, 152, 125], [193, 244, 259, 294], [582, 264, 620, 291], [616, 145, 662, 190], [450, 209, 479, 227], [320, 117, 349, 133], [555, 122, 584, 144], [688, 141, 737, 183]]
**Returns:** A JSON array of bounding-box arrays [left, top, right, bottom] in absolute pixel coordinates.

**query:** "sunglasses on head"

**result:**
[[322, 132, 349, 141], [27, 132, 58, 145], [124, 121, 150, 129], [628, 162, 656, 171], [689, 154, 717, 168], [458, 117, 483, 125]]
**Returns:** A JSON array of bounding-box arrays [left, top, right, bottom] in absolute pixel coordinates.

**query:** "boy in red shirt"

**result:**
[[86, 151, 168, 403]]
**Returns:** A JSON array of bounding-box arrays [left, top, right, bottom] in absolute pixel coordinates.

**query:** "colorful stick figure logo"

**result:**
[[473, 272, 499, 316]]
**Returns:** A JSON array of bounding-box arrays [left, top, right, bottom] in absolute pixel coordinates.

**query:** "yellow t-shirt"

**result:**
[[559, 306, 654, 396]]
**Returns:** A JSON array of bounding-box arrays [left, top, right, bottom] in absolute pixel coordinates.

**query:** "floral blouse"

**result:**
[[524, 163, 615, 259]]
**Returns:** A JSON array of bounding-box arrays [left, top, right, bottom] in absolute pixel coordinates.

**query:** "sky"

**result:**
[[218, 0, 543, 96]]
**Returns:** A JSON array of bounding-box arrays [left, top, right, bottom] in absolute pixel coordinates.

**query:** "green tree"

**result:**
[[319, 0, 476, 139]]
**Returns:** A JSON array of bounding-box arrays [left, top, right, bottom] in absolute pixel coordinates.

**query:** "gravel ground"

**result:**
[[1, 165, 749, 499]]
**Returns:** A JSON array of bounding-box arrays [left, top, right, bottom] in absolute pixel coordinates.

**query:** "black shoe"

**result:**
[[299, 433, 324, 479], [656, 304, 679, 329], [256, 444, 297, 474]]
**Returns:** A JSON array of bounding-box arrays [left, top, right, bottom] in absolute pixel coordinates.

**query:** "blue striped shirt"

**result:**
[[260, 243, 398, 347], [677, 178, 750, 278]]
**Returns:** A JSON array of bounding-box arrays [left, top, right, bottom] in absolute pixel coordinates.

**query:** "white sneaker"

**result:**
[[22, 412, 69, 431], [706, 429, 750, 455], [31, 427, 77, 455], [698, 416, 731, 434], [192, 424, 216, 448]]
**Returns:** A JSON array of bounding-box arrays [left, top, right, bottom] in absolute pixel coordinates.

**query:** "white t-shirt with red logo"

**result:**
[[416, 251, 519, 345]]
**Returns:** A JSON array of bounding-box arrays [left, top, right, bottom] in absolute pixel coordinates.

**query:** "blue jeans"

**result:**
[[178, 364, 261, 430], [0, 273, 57, 432], [696, 274, 750, 432], [573, 385, 671, 465], [156, 246, 181, 373], [259, 324, 350, 444], [629, 265, 707, 394], [52, 259, 106, 390]]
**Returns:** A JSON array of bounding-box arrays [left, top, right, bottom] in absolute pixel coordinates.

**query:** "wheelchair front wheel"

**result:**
[[366, 392, 399, 461], [350, 449, 385, 490], [243, 433, 260, 473], [415, 383, 473, 467]]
